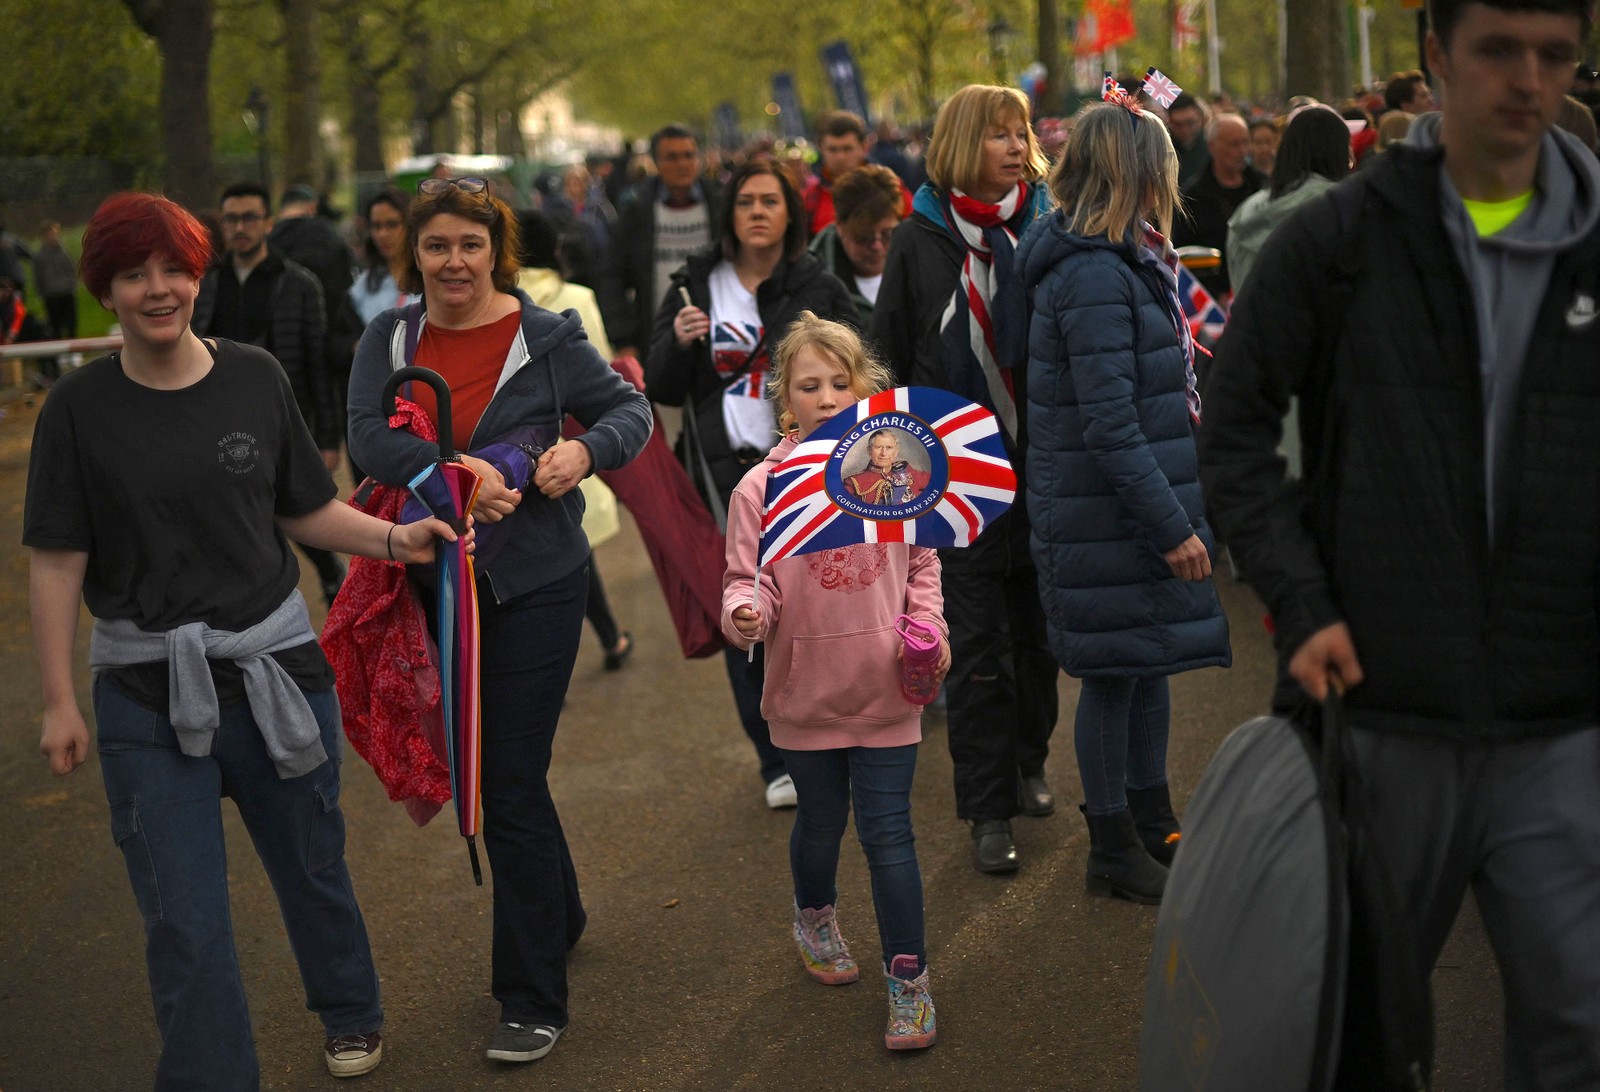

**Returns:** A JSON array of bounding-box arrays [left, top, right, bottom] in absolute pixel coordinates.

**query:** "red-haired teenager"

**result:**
[[24, 192, 467, 1087]]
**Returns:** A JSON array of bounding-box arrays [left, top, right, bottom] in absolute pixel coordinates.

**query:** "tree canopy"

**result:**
[[3, 0, 1469, 208]]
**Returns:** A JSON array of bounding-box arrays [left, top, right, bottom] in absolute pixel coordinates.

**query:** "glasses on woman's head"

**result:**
[[418, 176, 489, 197]]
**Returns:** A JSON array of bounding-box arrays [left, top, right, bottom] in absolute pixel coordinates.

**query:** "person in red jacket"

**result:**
[[803, 111, 913, 236]]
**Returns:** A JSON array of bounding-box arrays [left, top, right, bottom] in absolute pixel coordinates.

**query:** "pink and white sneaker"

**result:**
[[884, 954, 936, 1050], [793, 904, 859, 985]]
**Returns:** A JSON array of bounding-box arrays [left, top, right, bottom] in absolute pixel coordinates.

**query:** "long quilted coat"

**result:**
[[1017, 212, 1230, 678]]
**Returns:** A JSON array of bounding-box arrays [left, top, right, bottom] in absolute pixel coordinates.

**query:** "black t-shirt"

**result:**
[[23, 340, 337, 709]]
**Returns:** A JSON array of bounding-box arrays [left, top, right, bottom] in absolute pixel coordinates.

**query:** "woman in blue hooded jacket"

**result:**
[[347, 179, 651, 1062], [1017, 101, 1231, 905]]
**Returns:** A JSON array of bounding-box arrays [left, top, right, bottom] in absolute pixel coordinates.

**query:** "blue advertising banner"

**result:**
[[712, 102, 741, 151], [771, 72, 808, 141], [820, 40, 872, 124]]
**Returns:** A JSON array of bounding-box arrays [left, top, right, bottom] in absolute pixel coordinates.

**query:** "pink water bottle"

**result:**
[[896, 615, 941, 706]]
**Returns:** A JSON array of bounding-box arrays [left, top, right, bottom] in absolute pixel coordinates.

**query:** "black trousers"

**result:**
[[478, 563, 589, 1026], [940, 507, 1059, 821]]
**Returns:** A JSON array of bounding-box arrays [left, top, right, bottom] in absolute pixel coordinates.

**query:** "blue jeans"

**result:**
[[781, 744, 924, 970], [94, 675, 381, 1092], [1074, 675, 1171, 817]]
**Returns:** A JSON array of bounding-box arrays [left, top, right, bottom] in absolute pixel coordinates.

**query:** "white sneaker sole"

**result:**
[[486, 1024, 563, 1062], [326, 1040, 383, 1077]]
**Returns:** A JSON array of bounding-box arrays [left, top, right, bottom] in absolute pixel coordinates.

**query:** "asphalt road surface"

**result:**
[[0, 391, 1501, 1090]]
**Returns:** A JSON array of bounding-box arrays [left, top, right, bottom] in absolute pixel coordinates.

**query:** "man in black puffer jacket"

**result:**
[[1199, 0, 1600, 1080]]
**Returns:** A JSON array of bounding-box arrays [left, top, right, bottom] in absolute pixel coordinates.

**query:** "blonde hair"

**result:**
[[768, 311, 894, 435], [1049, 103, 1181, 243], [925, 85, 1049, 195]]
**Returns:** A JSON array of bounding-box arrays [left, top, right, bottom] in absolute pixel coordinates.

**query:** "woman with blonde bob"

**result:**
[[1017, 102, 1231, 905], [871, 84, 1061, 875]]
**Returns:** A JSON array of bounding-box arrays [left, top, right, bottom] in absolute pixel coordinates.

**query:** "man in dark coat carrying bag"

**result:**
[[1199, 0, 1600, 1083]]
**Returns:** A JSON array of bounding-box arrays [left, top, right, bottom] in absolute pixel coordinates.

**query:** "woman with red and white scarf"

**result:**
[[870, 85, 1058, 875]]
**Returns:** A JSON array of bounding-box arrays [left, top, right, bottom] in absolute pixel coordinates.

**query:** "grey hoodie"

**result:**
[[1408, 113, 1600, 535]]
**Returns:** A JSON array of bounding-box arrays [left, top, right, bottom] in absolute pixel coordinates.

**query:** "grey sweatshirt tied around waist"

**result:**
[[89, 589, 328, 778]]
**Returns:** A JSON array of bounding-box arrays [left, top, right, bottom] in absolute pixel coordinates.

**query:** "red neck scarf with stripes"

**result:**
[[938, 182, 1029, 440]]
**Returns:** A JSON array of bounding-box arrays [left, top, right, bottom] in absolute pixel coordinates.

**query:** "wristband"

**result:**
[[386, 524, 396, 561]]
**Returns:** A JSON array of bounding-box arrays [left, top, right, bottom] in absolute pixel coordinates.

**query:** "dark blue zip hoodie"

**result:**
[[348, 291, 653, 604]]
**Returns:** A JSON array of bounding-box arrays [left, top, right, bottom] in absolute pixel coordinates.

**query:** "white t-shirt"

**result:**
[[856, 272, 883, 305], [708, 260, 777, 452]]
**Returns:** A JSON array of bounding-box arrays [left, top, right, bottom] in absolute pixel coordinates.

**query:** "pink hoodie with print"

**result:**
[[721, 435, 947, 751]]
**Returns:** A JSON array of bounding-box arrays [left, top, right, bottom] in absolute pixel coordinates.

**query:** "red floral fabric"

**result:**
[[320, 400, 449, 825]]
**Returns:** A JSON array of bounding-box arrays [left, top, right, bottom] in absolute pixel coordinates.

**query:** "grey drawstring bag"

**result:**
[[1139, 695, 1431, 1091]]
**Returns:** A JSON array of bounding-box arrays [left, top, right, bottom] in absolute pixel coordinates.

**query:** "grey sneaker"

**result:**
[[486, 1022, 563, 1063], [325, 1032, 383, 1077]]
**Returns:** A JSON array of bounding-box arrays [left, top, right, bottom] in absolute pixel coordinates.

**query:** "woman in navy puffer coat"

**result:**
[[1017, 102, 1230, 905]]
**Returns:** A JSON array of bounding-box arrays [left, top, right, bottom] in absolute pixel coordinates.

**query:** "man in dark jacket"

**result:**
[[270, 184, 362, 478], [1173, 113, 1265, 297], [1199, 0, 1600, 1079], [194, 182, 346, 604], [598, 125, 723, 358]]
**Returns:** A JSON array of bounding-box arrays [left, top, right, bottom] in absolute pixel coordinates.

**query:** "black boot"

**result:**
[[1126, 783, 1181, 867], [970, 819, 1019, 874], [1018, 771, 1056, 817], [1081, 806, 1168, 905]]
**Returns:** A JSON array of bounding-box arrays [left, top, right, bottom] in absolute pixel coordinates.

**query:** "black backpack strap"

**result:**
[[402, 301, 425, 367]]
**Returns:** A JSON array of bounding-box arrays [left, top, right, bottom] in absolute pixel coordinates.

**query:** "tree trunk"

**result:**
[[340, 8, 386, 182], [408, 20, 436, 155], [1036, 0, 1063, 113], [280, 0, 322, 189], [123, 0, 217, 209], [1285, 0, 1349, 100]]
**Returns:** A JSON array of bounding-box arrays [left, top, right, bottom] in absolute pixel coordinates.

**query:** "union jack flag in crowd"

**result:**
[[1177, 263, 1229, 341], [758, 387, 1016, 570], [1142, 67, 1183, 109]]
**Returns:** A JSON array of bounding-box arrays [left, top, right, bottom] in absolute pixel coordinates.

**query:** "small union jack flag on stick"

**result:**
[[1143, 67, 1183, 109]]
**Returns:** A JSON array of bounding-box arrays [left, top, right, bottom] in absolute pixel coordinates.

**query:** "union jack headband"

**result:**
[[1142, 67, 1183, 110], [1102, 73, 1139, 111]]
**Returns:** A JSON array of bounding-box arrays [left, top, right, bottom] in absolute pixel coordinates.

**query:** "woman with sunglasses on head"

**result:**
[[644, 158, 857, 812], [869, 84, 1060, 876], [25, 192, 468, 1088], [807, 164, 906, 325], [346, 176, 651, 1065], [1017, 101, 1230, 905]]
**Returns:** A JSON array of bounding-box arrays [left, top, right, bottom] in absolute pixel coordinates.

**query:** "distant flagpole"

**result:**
[[1205, 0, 1222, 95]]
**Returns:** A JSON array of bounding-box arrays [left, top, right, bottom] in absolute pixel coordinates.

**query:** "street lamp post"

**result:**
[[243, 87, 271, 192], [987, 15, 1017, 85]]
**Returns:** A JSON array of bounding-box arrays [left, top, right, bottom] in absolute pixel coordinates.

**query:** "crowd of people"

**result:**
[[21, 0, 1600, 1083]]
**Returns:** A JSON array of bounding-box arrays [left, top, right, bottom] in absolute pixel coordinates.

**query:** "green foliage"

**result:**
[[0, 3, 160, 170]]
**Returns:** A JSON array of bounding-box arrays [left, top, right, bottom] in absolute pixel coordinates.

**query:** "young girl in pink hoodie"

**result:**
[[722, 312, 950, 1050]]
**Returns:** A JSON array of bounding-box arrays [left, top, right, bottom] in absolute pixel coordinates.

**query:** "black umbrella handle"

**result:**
[[381, 366, 457, 460]]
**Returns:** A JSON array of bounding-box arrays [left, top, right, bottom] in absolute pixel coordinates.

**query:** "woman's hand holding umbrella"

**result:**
[[458, 454, 521, 523]]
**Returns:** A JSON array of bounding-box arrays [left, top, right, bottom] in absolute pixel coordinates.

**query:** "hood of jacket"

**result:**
[[1227, 174, 1339, 258], [269, 216, 351, 272], [911, 180, 1053, 240], [1017, 208, 1132, 297], [675, 246, 832, 303], [1405, 111, 1600, 253]]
